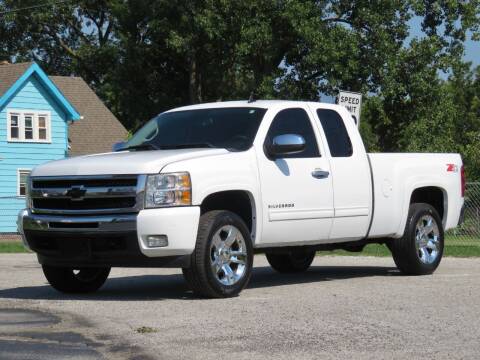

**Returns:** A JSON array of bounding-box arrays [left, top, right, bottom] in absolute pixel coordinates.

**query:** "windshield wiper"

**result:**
[[158, 143, 218, 150], [122, 143, 159, 151]]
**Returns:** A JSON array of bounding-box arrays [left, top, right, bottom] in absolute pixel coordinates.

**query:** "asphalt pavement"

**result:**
[[0, 253, 479, 359]]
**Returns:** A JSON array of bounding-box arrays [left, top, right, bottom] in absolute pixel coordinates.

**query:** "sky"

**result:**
[[464, 38, 480, 67], [409, 16, 479, 67]]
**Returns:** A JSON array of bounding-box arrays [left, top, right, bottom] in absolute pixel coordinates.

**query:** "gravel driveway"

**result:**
[[0, 253, 478, 359]]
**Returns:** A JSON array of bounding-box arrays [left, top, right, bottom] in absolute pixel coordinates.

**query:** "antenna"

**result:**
[[248, 91, 256, 103]]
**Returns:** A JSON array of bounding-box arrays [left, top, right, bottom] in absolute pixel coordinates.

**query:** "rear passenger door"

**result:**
[[312, 106, 372, 241], [256, 107, 334, 246]]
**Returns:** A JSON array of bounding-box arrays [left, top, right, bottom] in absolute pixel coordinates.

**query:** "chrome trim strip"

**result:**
[[22, 210, 137, 232], [30, 186, 138, 199], [31, 208, 138, 215], [30, 174, 140, 181], [136, 175, 147, 212]]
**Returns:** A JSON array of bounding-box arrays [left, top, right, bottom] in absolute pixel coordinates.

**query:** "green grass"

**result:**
[[317, 237, 480, 258], [317, 244, 391, 257], [0, 236, 478, 257], [0, 242, 29, 253]]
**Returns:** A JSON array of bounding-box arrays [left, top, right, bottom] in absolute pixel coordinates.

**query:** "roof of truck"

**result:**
[[167, 100, 342, 112]]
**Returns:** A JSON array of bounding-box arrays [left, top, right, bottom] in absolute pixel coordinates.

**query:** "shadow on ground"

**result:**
[[0, 265, 399, 301]]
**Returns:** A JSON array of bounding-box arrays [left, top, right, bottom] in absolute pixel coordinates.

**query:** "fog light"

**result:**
[[146, 235, 168, 248]]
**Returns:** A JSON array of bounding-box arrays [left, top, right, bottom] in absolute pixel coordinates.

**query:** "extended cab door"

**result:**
[[310, 105, 372, 241], [255, 106, 334, 246]]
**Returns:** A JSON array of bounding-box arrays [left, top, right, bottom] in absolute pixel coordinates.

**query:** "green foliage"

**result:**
[[0, 0, 479, 178], [446, 65, 480, 180], [0, 242, 29, 253]]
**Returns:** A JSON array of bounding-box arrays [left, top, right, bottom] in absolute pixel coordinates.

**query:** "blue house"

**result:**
[[0, 62, 81, 233]]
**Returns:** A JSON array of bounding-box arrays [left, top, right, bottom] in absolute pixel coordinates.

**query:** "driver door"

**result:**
[[256, 107, 334, 246]]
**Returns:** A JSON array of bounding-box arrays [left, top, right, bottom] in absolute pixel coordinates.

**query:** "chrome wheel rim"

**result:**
[[210, 225, 247, 286], [415, 215, 441, 264]]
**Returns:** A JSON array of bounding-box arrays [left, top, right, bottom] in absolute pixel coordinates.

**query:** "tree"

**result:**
[[0, 0, 478, 171], [446, 64, 480, 180]]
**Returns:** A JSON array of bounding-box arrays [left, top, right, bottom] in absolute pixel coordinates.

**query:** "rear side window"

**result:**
[[265, 108, 320, 158], [317, 109, 353, 157]]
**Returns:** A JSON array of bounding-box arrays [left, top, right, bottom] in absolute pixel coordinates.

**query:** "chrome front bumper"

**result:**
[[17, 207, 198, 267], [19, 209, 137, 233]]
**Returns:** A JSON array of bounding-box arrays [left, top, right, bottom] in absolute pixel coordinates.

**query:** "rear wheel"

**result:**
[[42, 266, 110, 293], [389, 203, 444, 275], [182, 210, 253, 298], [266, 249, 316, 273]]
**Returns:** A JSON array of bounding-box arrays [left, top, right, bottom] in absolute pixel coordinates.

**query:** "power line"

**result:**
[[0, 0, 74, 15]]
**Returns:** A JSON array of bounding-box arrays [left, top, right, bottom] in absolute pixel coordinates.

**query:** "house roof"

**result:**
[[0, 62, 33, 98], [0, 62, 80, 120], [50, 76, 128, 156]]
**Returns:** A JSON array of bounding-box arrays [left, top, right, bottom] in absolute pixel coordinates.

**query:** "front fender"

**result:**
[[159, 149, 263, 243]]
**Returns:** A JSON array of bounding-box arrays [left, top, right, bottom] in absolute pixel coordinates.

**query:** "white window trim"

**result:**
[[7, 109, 52, 143], [17, 169, 31, 198]]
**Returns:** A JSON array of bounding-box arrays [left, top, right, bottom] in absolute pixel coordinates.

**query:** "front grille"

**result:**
[[49, 222, 99, 229], [33, 197, 136, 210], [32, 178, 137, 189], [30, 175, 144, 214], [25, 230, 134, 256]]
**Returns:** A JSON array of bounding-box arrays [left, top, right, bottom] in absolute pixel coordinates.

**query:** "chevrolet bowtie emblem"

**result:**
[[65, 185, 87, 201]]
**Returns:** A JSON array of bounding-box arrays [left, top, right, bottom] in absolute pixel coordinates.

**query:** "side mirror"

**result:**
[[112, 141, 127, 152], [267, 134, 306, 157]]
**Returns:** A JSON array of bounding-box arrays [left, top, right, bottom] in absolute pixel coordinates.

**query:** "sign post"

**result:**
[[337, 90, 362, 127]]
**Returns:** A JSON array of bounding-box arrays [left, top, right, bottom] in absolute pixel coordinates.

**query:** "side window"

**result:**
[[38, 114, 48, 140], [317, 109, 353, 157], [9, 113, 20, 140], [265, 108, 320, 158], [18, 169, 31, 197], [7, 111, 51, 142]]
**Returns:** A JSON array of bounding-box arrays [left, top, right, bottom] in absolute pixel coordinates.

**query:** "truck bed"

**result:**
[[367, 153, 463, 238]]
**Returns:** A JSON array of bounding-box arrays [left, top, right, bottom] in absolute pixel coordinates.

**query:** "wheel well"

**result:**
[[200, 191, 255, 234], [410, 187, 445, 220]]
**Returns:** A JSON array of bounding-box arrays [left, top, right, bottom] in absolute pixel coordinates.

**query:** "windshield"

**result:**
[[124, 107, 267, 152]]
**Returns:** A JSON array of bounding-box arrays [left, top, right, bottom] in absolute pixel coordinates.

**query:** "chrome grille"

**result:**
[[30, 175, 146, 215]]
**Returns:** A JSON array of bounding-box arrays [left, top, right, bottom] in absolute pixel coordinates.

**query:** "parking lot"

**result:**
[[0, 253, 479, 359]]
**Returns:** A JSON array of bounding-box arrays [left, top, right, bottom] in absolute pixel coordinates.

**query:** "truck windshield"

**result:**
[[123, 107, 267, 152]]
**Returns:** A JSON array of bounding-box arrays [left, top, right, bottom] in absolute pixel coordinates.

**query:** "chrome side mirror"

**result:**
[[267, 134, 306, 157]]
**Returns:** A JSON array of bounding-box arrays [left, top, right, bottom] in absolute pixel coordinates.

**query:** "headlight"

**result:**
[[145, 172, 192, 208]]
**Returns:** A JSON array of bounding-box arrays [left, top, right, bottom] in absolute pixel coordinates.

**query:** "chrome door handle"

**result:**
[[311, 169, 330, 179]]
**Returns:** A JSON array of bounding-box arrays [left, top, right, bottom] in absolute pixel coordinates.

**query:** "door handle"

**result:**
[[311, 169, 330, 179]]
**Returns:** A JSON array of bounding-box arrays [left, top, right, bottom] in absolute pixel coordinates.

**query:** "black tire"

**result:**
[[389, 203, 444, 275], [182, 210, 254, 298], [42, 265, 110, 293], [266, 249, 316, 273]]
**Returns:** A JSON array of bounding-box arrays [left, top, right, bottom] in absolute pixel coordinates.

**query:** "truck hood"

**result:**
[[31, 148, 230, 176]]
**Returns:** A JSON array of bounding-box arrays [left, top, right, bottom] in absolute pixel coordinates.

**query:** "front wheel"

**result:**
[[389, 203, 444, 275], [182, 210, 254, 298], [266, 249, 316, 273], [42, 266, 110, 293]]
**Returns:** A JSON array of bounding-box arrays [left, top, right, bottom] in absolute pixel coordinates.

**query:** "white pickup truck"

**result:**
[[18, 100, 465, 298]]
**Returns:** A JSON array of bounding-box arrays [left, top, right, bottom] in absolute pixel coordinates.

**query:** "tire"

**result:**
[[389, 203, 444, 275], [42, 265, 110, 293], [182, 210, 254, 298], [266, 249, 316, 273]]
